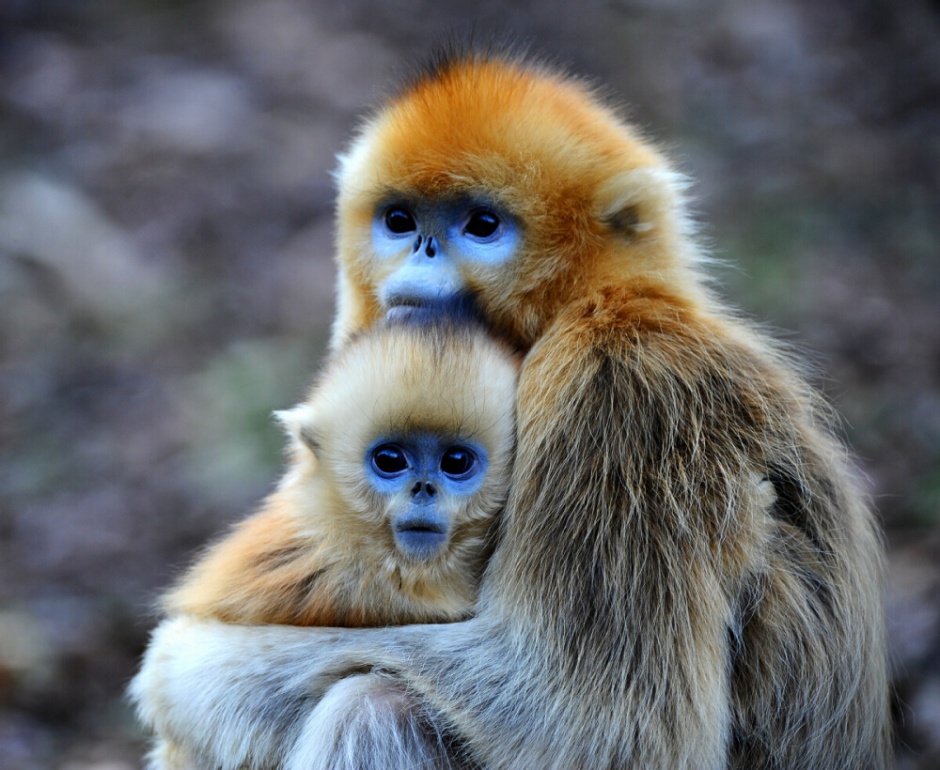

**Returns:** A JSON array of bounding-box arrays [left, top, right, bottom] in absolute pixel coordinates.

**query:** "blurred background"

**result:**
[[0, 0, 937, 767]]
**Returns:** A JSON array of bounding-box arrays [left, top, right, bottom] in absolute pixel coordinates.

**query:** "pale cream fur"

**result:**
[[140, 322, 517, 769]]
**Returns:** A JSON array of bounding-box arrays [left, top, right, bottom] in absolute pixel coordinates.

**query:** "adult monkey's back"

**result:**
[[132, 51, 892, 769]]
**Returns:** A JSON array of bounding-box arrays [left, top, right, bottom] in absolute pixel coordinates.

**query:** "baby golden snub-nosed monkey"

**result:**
[[132, 48, 892, 770], [164, 320, 517, 628], [143, 320, 517, 769]]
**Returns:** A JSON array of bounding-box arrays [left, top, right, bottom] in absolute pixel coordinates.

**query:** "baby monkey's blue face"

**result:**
[[364, 433, 489, 560]]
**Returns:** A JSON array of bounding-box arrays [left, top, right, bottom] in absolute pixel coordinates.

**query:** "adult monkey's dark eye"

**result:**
[[441, 447, 475, 477], [464, 210, 500, 239], [385, 207, 417, 234], [372, 444, 408, 475]]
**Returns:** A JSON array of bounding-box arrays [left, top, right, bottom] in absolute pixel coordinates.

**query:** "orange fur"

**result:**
[[333, 57, 705, 351]]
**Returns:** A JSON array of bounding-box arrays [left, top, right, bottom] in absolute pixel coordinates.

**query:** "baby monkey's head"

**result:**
[[278, 321, 518, 567]]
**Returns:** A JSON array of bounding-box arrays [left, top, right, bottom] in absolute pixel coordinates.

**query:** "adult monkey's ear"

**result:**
[[595, 166, 689, 239]]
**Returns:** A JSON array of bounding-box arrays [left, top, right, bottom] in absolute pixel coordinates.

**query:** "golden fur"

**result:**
[[145, 322, 517, 770], [132, 51, 891, 769], [165, 322, 517, 626]]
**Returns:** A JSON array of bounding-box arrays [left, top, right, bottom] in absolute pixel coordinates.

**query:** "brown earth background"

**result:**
[[1, 1, 938, 768]]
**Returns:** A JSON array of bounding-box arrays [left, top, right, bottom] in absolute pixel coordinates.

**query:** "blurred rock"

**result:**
[[888, 542, 939, 663], [119, 64, 257, 154], [216, 0, 401, 109], [910, 676, 940, 763], [0, 173, 164, 321], [0, 610, 55, 697]]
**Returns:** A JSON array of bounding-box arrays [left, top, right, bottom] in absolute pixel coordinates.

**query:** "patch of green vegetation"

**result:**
[[910, 467, 940, 528], [180, 334, 328, 508], [714, 201, 820, 326]]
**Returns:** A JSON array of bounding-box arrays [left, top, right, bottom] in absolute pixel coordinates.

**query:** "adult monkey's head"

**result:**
[[331, 51, 707, 351]]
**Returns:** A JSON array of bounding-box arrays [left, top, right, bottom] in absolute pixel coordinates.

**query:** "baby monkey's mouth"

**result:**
[[393, 516, 449, 560], [385, 299, 427, 323]]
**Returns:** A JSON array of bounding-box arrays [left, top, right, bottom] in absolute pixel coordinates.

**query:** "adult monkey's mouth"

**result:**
[[384, 293, 484, 326]]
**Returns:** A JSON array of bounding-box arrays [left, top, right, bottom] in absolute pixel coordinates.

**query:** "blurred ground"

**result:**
[[0, 0, 938, 767]]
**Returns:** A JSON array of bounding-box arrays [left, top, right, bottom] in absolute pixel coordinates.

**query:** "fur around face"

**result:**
[[132, 51, 891, 770], [163, 322, 518, 628], [332, 54, 706, 352]]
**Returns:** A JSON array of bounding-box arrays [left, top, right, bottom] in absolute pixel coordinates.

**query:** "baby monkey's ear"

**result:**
[[273, 404, 320, 458]]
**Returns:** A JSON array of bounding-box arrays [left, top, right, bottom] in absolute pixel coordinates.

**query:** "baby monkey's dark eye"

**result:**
[[385, 207, 417, 234], [372, 444, 408, 475], [464, 210, 500, 239], [441, 447, 475, 478]]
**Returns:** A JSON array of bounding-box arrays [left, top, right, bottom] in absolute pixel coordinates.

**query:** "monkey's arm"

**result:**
[[133, 313, 755, 770], [130, 616, 386, 770], [138, 502, 349, 770]]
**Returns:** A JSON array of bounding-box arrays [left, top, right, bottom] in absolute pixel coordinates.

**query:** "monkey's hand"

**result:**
[[130, 616, 400, 770]]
